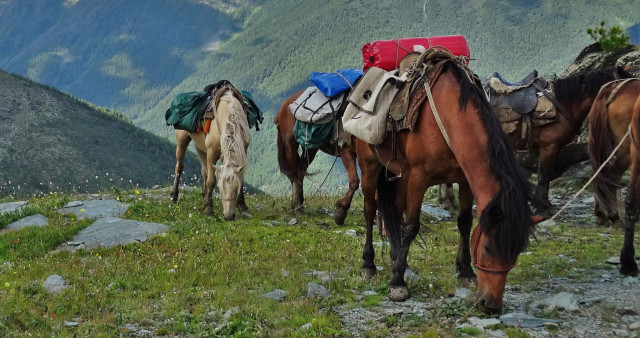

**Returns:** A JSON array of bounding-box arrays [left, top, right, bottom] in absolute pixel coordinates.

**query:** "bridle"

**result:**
[[470, 226, 516, 275]]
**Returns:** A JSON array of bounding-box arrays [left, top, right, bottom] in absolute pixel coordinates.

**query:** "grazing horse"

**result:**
[[588, 78, 640, 276], [169, 86, 250, 220], [494, 67, 633, 215], [274, 89, 359, 225], [353, 49, 539, 313]]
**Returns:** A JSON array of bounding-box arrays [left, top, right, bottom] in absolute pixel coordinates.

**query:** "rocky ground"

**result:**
[[336, 164, 640, 337]]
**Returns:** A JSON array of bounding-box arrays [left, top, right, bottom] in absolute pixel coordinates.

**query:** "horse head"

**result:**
[[472, 215, 544, 313], [213, 163, 245, 220]]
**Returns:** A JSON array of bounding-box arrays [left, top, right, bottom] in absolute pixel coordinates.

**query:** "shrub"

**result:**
[[587, 21, 631, 51]]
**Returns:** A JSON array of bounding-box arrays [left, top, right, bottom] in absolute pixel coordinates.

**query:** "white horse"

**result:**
[[170, 86, 250, 220]]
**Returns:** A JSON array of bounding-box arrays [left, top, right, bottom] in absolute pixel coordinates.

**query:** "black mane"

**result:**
[[554, 66, 634, 103], [450, 61, 534, 261]]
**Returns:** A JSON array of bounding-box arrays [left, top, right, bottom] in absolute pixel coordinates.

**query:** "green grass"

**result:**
[[0, 188, 630, 336]]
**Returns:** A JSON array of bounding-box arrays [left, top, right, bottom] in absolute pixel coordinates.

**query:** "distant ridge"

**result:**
[[0, 69, 202, 198]]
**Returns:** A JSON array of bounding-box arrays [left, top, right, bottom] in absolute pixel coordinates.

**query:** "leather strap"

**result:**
[[424, 77, 452, 150], [532, 81, 578, 132]]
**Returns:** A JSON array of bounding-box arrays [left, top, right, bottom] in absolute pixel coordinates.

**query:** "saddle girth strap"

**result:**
[[532, 81, 577, 132]]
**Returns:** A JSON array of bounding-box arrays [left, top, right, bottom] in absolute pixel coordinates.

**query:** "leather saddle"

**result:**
[[485, 70, 549, 115]]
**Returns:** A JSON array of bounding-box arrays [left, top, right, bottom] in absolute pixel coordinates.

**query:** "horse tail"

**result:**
[[588, 83, 618, 210], [376, 170, 402, 256], [275, 90, 309, 182]]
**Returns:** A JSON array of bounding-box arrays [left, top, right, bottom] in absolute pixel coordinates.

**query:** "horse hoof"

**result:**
[[361, 268, 376, 279], [333, 211, 347, 226], [620, 264, 639, 277], [388, 286, 409, 301]]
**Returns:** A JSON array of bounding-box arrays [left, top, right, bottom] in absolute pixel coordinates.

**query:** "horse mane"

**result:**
[[553, 66, 633, 103], [219, 90, 250, 168], [449, 62, 534, 261], [588, 82, 620, 211]]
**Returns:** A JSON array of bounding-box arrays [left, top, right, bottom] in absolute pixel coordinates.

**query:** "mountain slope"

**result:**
[[1, 0, 638, 195], [0, 69, 202, 198], [0, 0, 244, 119]]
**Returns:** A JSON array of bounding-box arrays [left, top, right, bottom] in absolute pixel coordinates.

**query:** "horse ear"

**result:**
[[233, 165, 244, 174]]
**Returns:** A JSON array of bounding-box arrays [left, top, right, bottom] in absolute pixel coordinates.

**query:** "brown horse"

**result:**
[[588, 78, 640, 276], [274, 89, 359, 225], [169, 87, 250, 220], [503, 67, 633, 215], [352, 49, 540, 313]]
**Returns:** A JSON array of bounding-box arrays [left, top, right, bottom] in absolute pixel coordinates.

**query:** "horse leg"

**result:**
[[334, 146, 359, 225], [438, 183, 457, 211], [359, 163, 381, 279], [533, 144, 560, 216], [236, 186, 248, 212], [203, 149, 217, 216], [455, 181, 476, 285], [621, 162, 640, 276], [388, 178, 425, 302], [170, 131, 191, 203], [196, 149, 208, 198]]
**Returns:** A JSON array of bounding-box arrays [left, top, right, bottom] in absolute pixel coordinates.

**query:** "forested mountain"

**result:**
[[0, 69, 201, 198], [0, 0, 637, 195]]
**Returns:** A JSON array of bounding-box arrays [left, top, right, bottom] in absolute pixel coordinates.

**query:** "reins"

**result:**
[[547, 125, 631, 222]]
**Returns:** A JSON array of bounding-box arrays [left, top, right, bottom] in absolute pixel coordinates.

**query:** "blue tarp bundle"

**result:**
[[309, 69, 363, 98]]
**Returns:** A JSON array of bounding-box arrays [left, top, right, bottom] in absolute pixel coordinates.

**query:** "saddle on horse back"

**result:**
[[484, 71, 557, 137]]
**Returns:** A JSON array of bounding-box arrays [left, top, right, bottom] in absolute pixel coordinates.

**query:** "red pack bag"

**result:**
[[362, 35, 471, 71]]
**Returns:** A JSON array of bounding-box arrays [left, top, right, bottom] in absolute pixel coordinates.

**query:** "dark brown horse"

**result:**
[[352, 49, 540, 313], [503, 67, 633, 215], [588, 78, 640, 276], [274, 89, 359, 225]]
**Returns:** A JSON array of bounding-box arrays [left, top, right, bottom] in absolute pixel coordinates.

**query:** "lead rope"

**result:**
[[548, 126, 631, 222]]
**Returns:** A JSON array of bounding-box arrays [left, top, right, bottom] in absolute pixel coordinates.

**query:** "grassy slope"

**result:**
[[0, 189, 627, 336], [0, 70, 202, 198]]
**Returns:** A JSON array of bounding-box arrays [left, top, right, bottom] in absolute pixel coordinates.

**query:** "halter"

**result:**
[[470, 226, 516, 275]]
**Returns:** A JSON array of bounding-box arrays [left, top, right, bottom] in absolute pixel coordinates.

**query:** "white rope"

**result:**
[[548, 126, 631, 222]]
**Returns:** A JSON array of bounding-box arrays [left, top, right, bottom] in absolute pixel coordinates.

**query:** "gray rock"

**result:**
[[468, 316, 500, 328], [56, 199, 129, 219], [4, 214, 49, 231], [287, 218, 298, 225], [607, 256, 621, 265], [261, 289, 287, 301], [344, 229, 357, 237], [64, 321, 79, 327], [531, 292, 580, 312], [300, 323, 312, 331], [59, 217, 169, 251], [629, 321, 640, 330], [223, 306, 239, 319], [420, 203, 451, 220], [307, 282, 330, 299], [362, 290, 378, 296], [0, 201, 28, 215], [500, 312, 563, 328], [613, 328, 630, 337], [454, 288, 472, 299], [43, 274, 69, 293]]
